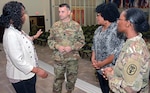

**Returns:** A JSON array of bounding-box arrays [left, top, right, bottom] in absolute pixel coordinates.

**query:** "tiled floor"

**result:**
[[0, 43, 100, 93]]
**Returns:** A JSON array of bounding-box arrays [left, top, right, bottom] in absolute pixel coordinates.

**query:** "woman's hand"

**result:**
[[33, 29, 43, 39], [103, 67, 113, 80], [32, 67, 48, 78], [92, 59, 97, 68], [36, 67, 48, 78], [92, 60, 104, 69]]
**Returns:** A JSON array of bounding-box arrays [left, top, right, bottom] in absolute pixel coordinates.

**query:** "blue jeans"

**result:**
[[12, 75, 36, 93], [97, 72, 109, 93]]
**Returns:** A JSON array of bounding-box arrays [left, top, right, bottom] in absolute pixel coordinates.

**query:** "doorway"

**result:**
[[29, 16, 45, 36]]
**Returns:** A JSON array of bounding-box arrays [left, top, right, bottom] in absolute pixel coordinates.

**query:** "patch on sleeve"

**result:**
[[127, 64, 137, 75], [123, 57, 141, 85]]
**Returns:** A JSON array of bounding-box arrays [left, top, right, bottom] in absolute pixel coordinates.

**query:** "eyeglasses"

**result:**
[[117, 18, 134, 24], [117, 18, 126, 21]]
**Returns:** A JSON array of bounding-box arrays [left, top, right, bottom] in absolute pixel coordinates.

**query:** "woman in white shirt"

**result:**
[[0, 1, 48, 93]]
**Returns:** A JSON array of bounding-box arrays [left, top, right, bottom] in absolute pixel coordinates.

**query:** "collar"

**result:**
[[9, 25, 22, 34], [126, 33, 142, 41]]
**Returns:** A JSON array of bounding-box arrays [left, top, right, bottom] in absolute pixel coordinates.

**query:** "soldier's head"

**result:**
[[117, 8, 149, 33], [59, 3, 71, 22]]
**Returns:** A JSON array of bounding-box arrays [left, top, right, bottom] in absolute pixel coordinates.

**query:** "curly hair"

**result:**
[[0, 1, 25, 31], [96, 2, 119, 22]]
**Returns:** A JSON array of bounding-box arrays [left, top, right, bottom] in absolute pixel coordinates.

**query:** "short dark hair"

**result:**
[[59, 3, 70, 10], [0, 1, 25, 31], [125, 8, 149, 32], [96, 3, 119, 22]]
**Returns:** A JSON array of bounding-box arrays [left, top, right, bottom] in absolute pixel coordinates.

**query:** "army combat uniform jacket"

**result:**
[[108, 34, 150, 93], [48, 20, 85, 61]]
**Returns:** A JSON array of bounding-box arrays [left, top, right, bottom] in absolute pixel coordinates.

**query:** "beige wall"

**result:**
[[0, 0, 51, 34], [0, 0, 149, 34], [51, 0, 102, 26], [0, 0, 104, 33]]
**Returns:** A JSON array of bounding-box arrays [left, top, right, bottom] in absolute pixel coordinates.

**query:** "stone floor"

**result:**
[[0, 43, 100, 93]]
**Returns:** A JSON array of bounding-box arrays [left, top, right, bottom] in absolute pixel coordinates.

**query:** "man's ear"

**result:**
[[70, 12, 73, 19], [68, 10, 71, 14]]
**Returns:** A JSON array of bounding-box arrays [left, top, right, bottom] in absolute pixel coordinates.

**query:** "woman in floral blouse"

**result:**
[[91, 2, 125, 93]]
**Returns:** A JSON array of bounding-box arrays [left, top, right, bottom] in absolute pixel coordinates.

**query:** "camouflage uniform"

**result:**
[[108, 33, 150, 93], [145, 40, 150, 80], [48, 20, 85, 93]]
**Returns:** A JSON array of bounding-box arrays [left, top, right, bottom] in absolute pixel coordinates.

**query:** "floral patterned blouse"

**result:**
[[92, 22, 125, 74]]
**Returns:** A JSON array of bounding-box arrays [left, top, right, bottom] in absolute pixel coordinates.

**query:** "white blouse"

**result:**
[[3, 25, 38, 82]]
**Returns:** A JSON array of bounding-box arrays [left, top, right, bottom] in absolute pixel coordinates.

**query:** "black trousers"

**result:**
[[12, 75, 36, 93], [97, 72, 109, 93]]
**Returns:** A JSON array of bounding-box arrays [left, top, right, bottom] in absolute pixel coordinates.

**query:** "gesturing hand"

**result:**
[[34, 29, 43, 39]]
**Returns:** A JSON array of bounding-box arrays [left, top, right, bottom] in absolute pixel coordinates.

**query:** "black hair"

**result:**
[[95, 2, 119, 22], [125, 8, 149, 32], [59, 3, 70, 10], [0, 1, 25, 31]]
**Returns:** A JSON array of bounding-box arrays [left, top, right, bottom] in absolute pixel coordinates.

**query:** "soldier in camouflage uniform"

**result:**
[[104, 8, 150, 93], [47, 3, 85, 93]]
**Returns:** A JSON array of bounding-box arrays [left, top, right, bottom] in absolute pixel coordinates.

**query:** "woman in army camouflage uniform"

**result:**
[[104, 8, 150, 93]]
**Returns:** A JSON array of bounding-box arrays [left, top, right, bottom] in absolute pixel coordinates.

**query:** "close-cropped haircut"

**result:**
[[59, 3, 70, 10], [96, 2, 119, 22], [0, 1, 25, 31], [125, 8, 149, 32]]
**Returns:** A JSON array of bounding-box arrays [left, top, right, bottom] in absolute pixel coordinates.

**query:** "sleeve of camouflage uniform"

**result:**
[[47, 26, 57, 50], [71, 26, 85, 51], [107, 47, 149, 93]]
